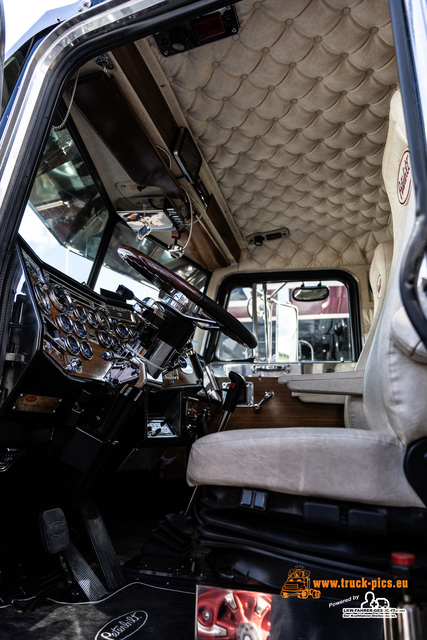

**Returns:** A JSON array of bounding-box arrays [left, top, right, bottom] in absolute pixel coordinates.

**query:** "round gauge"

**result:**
[[80, 340, 93, 360], [87, 310, 99, 328], [49, 284, 72, 312], [115, 323, 129, 339], [25, 260, 38, 278], [57, 313, 73, 333], [97, 330, 112, 348], [110, 336, 122, 353], [96, 309, 111, 330], [34, 282, 51, 314], [73, 320, 87, 339], [128, 327, 139, 340], [73, 305, 87, 322], [65, 335, 80, 356]]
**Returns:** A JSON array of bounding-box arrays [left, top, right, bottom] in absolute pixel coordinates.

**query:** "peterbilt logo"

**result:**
[[95, 611, 148, 639], [48, 520, 68, 538], [397, 149, 411, 205]]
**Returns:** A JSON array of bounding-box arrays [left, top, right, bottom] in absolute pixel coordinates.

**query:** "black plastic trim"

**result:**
[[389, 0, 427, 350], [404, 437, 427, 507]]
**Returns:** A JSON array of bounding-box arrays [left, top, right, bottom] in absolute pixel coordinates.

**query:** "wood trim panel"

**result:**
[[187, 218, 230, 270], [112, 45, 241, 267], [206, 195, 241, 264], [113, 44, 177, 149], [212, 377, 344, 431], [74, 71, 233, 270]]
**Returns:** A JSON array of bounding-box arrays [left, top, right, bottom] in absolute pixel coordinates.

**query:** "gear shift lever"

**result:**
[[217, 371, 246, 432], [185, 371, 246, 515]]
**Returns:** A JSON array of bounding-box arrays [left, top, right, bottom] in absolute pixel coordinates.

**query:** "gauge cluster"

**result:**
[[23, 252, 142, 382]]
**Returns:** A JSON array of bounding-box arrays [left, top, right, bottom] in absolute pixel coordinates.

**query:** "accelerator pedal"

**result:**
[[79, 498, 126, 590], [40, 508, 107, 601]]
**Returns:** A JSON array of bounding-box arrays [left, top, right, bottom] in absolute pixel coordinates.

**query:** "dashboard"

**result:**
[[0, 242, 218, 477], [23, 251, 143, 384]]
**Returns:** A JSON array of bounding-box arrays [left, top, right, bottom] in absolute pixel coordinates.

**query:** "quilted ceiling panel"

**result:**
[[149, 0, 398, 268]]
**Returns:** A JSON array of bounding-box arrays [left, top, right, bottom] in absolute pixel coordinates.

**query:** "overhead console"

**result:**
[[73, 53, 242, 270]]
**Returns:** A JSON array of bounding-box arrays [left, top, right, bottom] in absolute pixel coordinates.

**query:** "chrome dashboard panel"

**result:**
[[22, 250, 143, 383]]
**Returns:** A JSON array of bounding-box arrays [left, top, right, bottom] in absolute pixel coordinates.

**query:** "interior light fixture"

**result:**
[[153, 5, 239, 57], [246, 227, 290, 246]]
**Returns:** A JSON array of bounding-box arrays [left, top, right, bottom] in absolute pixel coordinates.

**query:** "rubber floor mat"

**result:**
[[0, 581, 195, 640]]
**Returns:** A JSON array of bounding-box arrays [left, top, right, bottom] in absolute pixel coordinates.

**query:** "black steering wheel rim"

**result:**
[[117, 245, 257, 349]]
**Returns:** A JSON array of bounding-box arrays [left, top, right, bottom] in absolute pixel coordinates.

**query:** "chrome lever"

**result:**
[[253, 390, 274, 412]]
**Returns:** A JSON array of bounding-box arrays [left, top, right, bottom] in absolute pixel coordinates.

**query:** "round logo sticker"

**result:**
[[397, 149, 411, 205]]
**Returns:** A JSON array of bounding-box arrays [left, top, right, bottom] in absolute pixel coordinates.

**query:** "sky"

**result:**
[[3, 0, 77, 52]]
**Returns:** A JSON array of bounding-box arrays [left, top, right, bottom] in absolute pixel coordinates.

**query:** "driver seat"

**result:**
[[186, 89, 426, 516]]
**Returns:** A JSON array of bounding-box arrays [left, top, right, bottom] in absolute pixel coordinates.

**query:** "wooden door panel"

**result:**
[[213, 377, 344, 431]]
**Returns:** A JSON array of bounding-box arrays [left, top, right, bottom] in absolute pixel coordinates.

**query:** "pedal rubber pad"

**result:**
[[39, 508, 70, 555]]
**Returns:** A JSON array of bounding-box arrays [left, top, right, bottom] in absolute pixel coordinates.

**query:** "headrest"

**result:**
[[382, 89, 412, 250]]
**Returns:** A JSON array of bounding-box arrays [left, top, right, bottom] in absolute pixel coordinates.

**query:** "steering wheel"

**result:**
[[117, 246, 257, 349]]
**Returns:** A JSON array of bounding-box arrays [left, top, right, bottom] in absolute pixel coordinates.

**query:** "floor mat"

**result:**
[[0, 581, 195, 640]]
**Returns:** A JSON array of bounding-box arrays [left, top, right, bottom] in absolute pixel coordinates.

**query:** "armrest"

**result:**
[[279, 370, 364, 396]]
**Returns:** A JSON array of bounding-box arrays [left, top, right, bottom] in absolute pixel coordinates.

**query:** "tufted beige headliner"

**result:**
[[149, 0, 398, 269]]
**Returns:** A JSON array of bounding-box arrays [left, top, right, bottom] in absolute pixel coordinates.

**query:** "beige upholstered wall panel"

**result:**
[[149, 0, 397, 270]]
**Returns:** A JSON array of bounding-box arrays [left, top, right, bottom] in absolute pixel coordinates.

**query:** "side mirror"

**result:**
[[292, 285, 329, 302], [276, 303, 298, 362]]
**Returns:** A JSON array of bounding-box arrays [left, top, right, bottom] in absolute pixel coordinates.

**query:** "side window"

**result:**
[[216, 277, 357, 364]]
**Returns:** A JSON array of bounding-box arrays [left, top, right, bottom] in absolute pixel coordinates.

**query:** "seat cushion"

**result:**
[[187, 427, 424, 509]]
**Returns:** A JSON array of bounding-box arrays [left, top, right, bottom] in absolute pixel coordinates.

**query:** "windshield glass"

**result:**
[[96, 220, 207, 299], [19, 124, 208, 295], [20, 125, 109, 283]]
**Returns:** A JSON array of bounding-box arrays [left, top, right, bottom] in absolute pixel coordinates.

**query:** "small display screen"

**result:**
[[173, 128, 202, 184]]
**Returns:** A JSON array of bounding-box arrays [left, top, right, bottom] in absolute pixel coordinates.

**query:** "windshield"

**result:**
[[19, 123, 207, 295], [20, 126, 109, 283], [96, 220, 207, 299]]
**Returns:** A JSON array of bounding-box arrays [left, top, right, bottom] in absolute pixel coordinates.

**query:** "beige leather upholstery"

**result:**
[[344, 89, 410, 429], [187, 428, 423, 508], [281, 239, 393, 411], [151, 0, 397, 271], [343, 239, 393, 428], [187, 89, 425, 509], [282, 89, 400, 420], [282, 241, 391, 405], [369, 240, 393, 325]]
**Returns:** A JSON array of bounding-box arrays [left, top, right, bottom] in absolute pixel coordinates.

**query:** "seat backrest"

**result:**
[[369, 241, 393, 329], [344, 88, 411, 429], [343, 240, 393, 428], [363, 89, 424, 444]]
